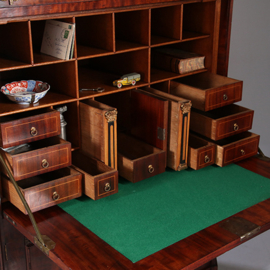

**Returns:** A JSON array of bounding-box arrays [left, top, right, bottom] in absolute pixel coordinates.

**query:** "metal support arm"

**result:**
[[0, 152, 55, 255]]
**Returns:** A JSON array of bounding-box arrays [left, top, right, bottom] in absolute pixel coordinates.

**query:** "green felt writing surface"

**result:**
[[60, 164, 270, 263]]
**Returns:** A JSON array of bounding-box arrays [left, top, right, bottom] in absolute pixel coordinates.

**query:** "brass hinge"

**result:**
[[34, 235, 56, 256], [220, 217, 261, 241], [4, 244, 8, 261], [157, 127, 166, 141], [0, 0, 17, 5]]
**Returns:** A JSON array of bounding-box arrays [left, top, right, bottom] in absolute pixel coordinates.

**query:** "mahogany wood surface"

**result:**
[[0, 0, 199, 19], [217, 0, 234, 76], [2, 156, 270, 270]]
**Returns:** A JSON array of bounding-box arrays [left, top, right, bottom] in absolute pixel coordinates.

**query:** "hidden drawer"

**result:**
[[190, 104, 254, 141], [117, 132, 166, 183], [1, 167, 82, 214], [170, 72, 243, 111], [0, 137, 71, 181], [214, 132, 260, 167], [72, 150, 118, 200], [188, 133, 216, 170], [0, 108, 60, 148]]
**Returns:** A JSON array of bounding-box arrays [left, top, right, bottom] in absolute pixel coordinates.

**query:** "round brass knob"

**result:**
[[41, 159, 49, 168], [241, 149, 245, 155], [234, 123, 239, 131], [148, 165, 154, 173], [104, 182, 111, 192], [223, 94, 228, 101], [204, 155, 210, 163], [30, 127, 38, 136], [52, 191, 60, 201]]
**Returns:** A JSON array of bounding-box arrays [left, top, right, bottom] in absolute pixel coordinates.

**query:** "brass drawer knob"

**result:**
[[204, 155, 210, 163], [223, 94, 228, 101], [30, 127, 38, 136], [104, 182, 111, 192], [148, 165, 154, 173], [41, 159, 49, 168], [52, 191, 60, 201], [234, 123, 239, 131], [241, 149, 245, 155]]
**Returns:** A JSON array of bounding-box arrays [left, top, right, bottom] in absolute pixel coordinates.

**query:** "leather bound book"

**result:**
[[152, 48, 205, 74]]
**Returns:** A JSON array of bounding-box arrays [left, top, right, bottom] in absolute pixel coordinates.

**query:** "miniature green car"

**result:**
[[113, 72, 141, 88]]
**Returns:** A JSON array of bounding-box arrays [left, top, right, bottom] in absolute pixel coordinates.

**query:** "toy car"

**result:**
[[113, 72, 141, 88]]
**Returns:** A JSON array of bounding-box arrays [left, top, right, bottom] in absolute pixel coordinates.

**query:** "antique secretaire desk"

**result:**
[[0, 0, 270, 269]]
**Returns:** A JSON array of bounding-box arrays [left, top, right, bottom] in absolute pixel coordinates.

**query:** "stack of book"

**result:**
[[41, 20, 75, 60], [152, 48, 205, 74]]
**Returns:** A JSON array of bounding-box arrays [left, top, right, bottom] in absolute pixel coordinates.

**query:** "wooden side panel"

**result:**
[[80, 101, 106, 163], [80, 100, 117, 169], [1, 218, 27, 270]]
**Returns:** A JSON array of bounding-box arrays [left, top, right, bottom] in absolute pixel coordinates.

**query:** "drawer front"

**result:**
[[188, 145, 215, 170], [0, 111, 60, 148], [218, 135, 259, 167], [216, 111, 254, 140], [12, 143, 71, 180], [198, 147, 215, 169], [206, 83, 242, 111], [133, 151, 166, 183], [26, 172, 82, 213], [97, 175, 117, 198]]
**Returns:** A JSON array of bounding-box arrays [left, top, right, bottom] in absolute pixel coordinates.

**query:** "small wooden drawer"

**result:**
[[117, 133, 166, 183], [0, 137, 71, 181], [1, 167, 82, 215], [188, 133, 216, 170], [190, 104, 254, 141], [170, 72, 243, 111], [0, 108, 60, 149], [215, 132, 260, 167], [72, 151, 118, 200]]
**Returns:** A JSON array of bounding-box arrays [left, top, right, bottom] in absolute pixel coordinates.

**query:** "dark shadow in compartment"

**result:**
[[182, 2, 214, 41], [76, 14, 113, 58], [78, 50, 149, 97], [31, 18, 75, 64], [115, 9, 149, 51], [151, 5, 181, 46], [54, 102, 80, 150], [0, 21, 32, 70], [5, 136, 65, 155], [16, 167, 74, 189], [192, 104, 249, 120]]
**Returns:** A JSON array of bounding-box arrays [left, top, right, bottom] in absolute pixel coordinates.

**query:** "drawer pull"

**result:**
[[223, 94, 228, 101], [241, 149, 245, 155], [104, 183, 111, 192], [204, 155, 210, 163], [234, 123, 239, 131], [30, 127, 38, 136], [52, 191, 60, 201], [148, 165, 154, 173], [41, 159, 49, 168]]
